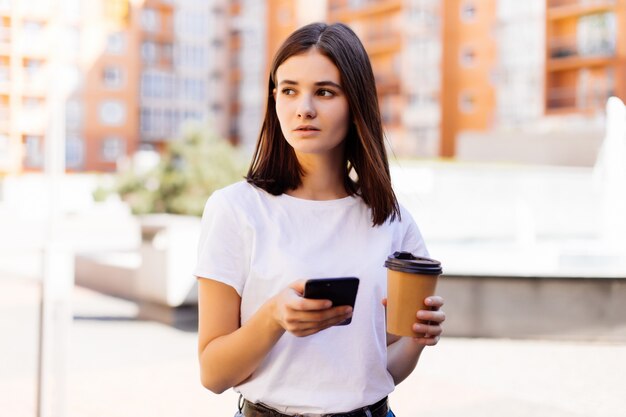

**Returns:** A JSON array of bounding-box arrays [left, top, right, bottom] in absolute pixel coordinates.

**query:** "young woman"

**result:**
[[195, 22, 445, 417]]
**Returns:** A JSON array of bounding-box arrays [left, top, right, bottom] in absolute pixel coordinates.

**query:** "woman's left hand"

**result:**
[[412, 296, 445, 346]]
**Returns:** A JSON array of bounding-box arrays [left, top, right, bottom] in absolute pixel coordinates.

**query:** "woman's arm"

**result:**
[[385, 296, 445, 385], [197, 278, 353, 393]]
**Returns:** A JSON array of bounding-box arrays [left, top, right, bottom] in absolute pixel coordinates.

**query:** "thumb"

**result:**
[[289, 279, 307, 296]]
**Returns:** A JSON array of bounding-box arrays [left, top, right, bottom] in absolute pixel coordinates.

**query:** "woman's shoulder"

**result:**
[[209, 180, 267, 209], [384, 201, 416, 228]]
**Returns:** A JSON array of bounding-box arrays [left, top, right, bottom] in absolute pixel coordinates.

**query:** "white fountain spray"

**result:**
[[594, 96, 626, 257]]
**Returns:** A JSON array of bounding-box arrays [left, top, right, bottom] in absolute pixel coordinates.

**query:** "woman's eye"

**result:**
[[281, 88, 295, 95], [318, 89, 334, 97]]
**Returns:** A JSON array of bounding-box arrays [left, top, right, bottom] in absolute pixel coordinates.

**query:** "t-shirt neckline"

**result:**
[[278, 191, 359, 208]]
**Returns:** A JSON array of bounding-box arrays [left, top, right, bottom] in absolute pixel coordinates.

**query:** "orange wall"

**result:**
[[441, 0, 496, 157]]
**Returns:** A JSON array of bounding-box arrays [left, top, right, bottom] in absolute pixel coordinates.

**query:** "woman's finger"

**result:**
[[425, 296, 444, 309], [412, 335, 441, 346], [413, 322, 443, 337], [417, 309, 446, 323]]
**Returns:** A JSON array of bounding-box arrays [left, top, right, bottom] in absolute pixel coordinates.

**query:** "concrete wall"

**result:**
[[439, 274, 626, 342], [456, 129, 604, 167]]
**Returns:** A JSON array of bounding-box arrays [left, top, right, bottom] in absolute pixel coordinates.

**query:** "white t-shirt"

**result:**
[[194, 181, 428, 414]]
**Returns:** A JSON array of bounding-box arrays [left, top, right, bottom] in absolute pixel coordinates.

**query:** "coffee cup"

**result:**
[[384, 251, 443, 337]]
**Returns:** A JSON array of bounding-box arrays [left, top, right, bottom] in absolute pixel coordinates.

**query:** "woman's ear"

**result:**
[[272, 88, 277, 99]]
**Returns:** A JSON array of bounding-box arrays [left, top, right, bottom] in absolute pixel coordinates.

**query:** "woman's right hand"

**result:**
[[269, 279, 353, 337]]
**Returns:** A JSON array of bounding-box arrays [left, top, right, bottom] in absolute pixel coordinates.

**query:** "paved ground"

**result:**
[[2, 276, 625, 417]]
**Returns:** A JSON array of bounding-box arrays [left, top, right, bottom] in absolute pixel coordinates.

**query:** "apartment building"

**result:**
[[3, 0, 624, 175], [0, 0, 228, 174], [139, 0, 230, 150], [440, 1, 498, 157], [0, 0, 69, 173], [327, 0, 407, 153], [229, 0, 267, 149], [492, 0, 545, 128], [545, 0, 626, 115]]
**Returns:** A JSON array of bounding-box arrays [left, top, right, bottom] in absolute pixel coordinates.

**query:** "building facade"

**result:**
[[0, 0, 229, 175], [545, 0, 626, 115], [2, 0, 625, 175]]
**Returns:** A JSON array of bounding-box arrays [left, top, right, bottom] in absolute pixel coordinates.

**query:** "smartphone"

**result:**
[[303, 277, 360, 325]]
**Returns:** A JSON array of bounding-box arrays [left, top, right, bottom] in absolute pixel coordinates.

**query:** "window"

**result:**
[[180, 77, 206, 101], [0, 134, 9, 163], [99, 100, 126, 126], [174, 44, 208, 69], [65, 135, 84, 169], [460, 46, 476, 67], [176, 11, 209, 38], [141, 71, 175, 99], [0, 98, 8, 121], [62, 27, 81, 58], [0, 61, 9, 82], [161, 43, 173, 63], [141, 41, 158, 64], [65, 99, 83, 129], [23, 134, 43, 168], [106, 32, 126, 55], [24, 58, 43, 76], [101, 136, 125, 162], [460, 2, 476, 22], [102, 66, 123, 88], [141, 8, 160, 32], [459, 91, 476, 113], [140, 107, 151, 133], [23, 96, 42, 110], [22, 20, 43, 38]]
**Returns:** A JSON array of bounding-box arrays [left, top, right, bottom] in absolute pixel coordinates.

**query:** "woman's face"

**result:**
[[274, 48, 350, 159]]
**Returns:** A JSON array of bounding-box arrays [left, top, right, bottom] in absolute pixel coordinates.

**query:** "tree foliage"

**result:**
[[107, 123, 246, 216]]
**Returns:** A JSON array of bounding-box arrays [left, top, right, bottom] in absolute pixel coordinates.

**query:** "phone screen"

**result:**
[[303, 277, 359, 325]]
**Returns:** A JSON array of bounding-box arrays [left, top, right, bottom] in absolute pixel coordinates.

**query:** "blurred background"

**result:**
[[1, 0, 626, 416]]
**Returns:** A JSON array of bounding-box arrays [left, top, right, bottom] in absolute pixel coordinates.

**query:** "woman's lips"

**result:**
[[293, 125, 320, 137]]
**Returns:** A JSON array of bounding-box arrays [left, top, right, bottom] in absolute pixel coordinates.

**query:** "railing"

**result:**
[[546, 86, 614, 110], [0, 67, 9, 83], [548, 36, 615, 59], [548, 0, 615, 7], [0, 27, 10, 44]]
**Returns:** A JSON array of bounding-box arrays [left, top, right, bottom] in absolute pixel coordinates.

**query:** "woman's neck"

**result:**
[[287, 153, 347, 200]]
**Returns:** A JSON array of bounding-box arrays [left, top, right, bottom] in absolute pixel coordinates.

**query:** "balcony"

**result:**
[[548, 35, 616, 70], [0, 27, 10, 44], [330, 0, 402, 21], [548, 0, 616, 19], [0, 67, 9, 93], [22, 68, 50, 95], [18, 36, 51, 58], [545, 85, 613, 113], [18, 104, 47, 134], [0, 113, 9, 134], [365, 31, 402, 56]]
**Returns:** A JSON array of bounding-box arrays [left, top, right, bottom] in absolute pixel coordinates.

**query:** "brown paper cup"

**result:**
[[384, 252, 442, 338], [386, 270, 439, 337]]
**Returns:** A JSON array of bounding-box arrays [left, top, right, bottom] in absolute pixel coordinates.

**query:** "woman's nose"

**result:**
[[296, 96, 316, 119]]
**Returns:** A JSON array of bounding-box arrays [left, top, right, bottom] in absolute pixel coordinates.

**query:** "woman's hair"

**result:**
[[246, 22, 400, 226]]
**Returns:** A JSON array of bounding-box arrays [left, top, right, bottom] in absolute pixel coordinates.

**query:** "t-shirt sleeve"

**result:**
[[400, 207, 430, 258], [194, 190, 248, 296]]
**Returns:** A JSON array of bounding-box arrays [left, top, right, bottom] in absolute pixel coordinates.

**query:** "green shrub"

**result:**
[[101, 123, 247, 216]]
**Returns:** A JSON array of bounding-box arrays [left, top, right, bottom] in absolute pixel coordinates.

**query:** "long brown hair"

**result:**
[[246, 22, 399, 226]]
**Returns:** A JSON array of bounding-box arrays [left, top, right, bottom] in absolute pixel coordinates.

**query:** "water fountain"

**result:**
[[594, 96, 626, 252]]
